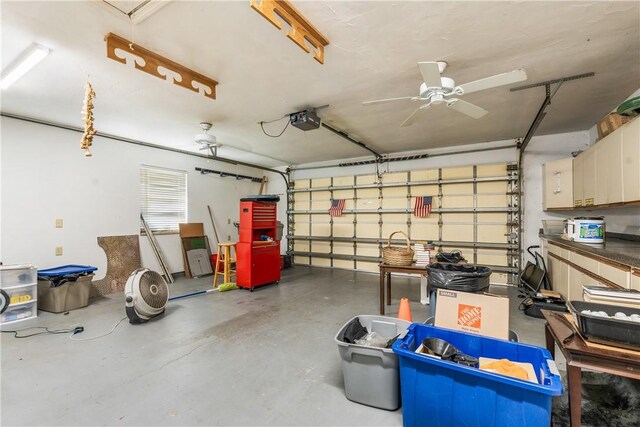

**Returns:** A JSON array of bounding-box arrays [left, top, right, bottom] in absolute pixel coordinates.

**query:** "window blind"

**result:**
[[140, 165, 187, 232]]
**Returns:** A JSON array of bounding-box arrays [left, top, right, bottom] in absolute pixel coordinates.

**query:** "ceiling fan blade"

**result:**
[[400, 105, 429, 127], [418, 62, 443, 88], [362, 96, 414, 106], [447, 99, 489, 119], [458, 69, 527, 95]]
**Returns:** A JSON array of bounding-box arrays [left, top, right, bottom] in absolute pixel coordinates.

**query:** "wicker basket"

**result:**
[[383, 231, 414, 266]]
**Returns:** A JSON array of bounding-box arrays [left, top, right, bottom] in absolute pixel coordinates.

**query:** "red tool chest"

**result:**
[[236, 201, 281, 291]]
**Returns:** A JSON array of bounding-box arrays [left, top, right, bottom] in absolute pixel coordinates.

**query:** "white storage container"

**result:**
[[1, 264, 38, 326], [0, 264, 37, 288]]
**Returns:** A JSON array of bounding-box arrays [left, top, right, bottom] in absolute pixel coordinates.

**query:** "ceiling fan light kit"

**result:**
[[364, 61, 528, 126]]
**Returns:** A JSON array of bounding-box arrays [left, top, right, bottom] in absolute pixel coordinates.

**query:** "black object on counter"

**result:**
[[567, 301, 640, 350], [426, 263, 492, 293]]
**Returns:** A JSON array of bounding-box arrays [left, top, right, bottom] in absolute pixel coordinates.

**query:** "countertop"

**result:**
[[540, 234, 640, 269]]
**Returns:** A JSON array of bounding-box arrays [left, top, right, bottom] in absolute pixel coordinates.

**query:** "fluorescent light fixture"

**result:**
[[1, 43, 51, 90]]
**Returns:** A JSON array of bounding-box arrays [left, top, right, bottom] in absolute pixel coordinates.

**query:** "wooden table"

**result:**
[[378, 263, 428, 315], [542, 309, 640, 427]]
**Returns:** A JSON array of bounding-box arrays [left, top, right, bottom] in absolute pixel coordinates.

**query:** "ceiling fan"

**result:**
[[363, 62, 527, 127], [194, 122, 222, 156]]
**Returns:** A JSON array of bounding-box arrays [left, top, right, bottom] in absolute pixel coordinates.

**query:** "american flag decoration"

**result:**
[[414, 196, 433, 217], [329, 199, 346, 217]]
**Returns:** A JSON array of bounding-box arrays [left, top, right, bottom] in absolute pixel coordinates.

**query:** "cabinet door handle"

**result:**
[[553, 171, 562, 194]]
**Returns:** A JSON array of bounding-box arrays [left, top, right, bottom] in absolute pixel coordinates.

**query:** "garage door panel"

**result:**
[[311, 222, 331, 236], [333, 242, 353, 255], [311, 258, 331, 267], [356, 221, 379, 238], [382, 214, 408, 237], [442, 225, 473, 242], [411, 169, 439, 181], [491, 273, 508, 284], [356, 174, 377, 185], [311, 242, 331, 253], [294, 256, 309, 265], [334, 259, 353, 269], [477, 250, 508, 266], [294, 241, 309, 252], [441, 195, 474, 208], [333, 176, 353, 186], [412, 222, 439, 241], [294, 222, 310, 236], [382, 172, 408, 183], [311, 178, 330, 188], [442, 166, 473, 179], [477, 164, 507, 177], [478, 225, 508, 243], [333, 189, 353, 200], [294, 179, 310, 189], [356, 261, 378, 272], [311, 191, 331, 209], [442, 183, 473, 195], [355, 244, 380, 257]]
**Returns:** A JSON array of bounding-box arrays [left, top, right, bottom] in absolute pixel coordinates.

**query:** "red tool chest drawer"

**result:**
[[239, 201, 277, 229]]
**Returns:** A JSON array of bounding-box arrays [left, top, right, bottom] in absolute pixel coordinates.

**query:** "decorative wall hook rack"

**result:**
[[196, 167, 264, 183], [105, 32, 218, 100], [250, 0, 329, 64]]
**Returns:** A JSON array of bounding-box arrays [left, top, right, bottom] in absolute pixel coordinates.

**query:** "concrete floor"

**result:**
[[1, 266, 554, 426]]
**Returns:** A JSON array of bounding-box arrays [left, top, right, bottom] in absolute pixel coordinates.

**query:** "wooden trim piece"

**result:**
[[545, 199, 640, 211], [548, 240, 632, 271], [548, 252, 623, 289], [250, 0, 330, 64], [104, 32, 218, 100]]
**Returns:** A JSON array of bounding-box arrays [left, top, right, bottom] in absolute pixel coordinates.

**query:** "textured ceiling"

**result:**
[[1, 1, 638, 167]]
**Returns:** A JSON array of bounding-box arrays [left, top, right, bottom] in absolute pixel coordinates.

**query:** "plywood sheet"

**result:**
[[442, 166, 473, 179], [92, 235, 141, 297], [178, 223, 204, 238]]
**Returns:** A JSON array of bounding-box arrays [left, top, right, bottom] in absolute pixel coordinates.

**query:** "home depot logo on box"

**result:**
[[457, 304, 482, 329]]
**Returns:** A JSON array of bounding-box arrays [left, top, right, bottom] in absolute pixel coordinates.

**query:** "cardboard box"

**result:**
[[597, 113, 630, 139], [434, 289, 509, 340]]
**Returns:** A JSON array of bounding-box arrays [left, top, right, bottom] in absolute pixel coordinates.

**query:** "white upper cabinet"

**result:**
[[595, 126, 623, 205], [543, 157, 574, 209], [621, 118, 640, 202]]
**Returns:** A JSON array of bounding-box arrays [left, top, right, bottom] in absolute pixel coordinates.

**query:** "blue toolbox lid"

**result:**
[[38, 265, 97, 276]]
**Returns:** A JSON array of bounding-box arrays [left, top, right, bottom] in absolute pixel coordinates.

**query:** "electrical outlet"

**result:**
[[55, 247, 63, 256], [227, 235, 231, 241], [227, 218, 231, 224], [55, 219, 63, 228]]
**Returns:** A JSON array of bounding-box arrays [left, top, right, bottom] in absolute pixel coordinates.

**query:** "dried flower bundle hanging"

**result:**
[[80, 81, 96, 157]]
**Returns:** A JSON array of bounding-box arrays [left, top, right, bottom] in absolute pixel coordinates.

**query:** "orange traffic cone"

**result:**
[[398, 297, 412, 322]]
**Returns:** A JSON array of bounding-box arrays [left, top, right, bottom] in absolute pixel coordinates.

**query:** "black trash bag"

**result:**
[[426, 263, 492, 293], [342, 317, 368, 344]]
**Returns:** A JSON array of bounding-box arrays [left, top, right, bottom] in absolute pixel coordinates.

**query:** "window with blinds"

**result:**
[[140, 165, 187, 232]]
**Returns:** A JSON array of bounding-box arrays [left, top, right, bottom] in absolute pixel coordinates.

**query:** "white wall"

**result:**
[[0, 117, 268, 280]]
